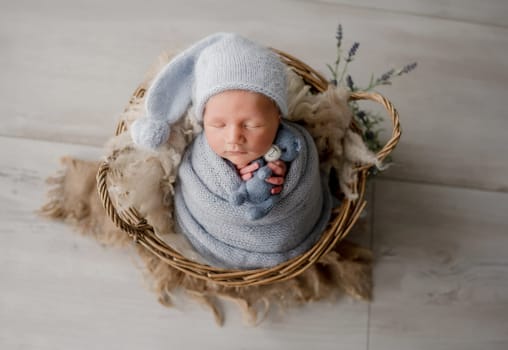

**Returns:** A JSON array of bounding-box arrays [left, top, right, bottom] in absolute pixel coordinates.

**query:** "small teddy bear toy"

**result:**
[[230, 124, 302, 220]]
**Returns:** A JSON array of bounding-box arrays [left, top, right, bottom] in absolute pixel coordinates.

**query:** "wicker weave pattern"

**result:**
[[96, 50, 401, 287]]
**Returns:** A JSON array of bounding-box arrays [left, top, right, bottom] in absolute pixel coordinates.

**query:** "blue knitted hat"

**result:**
[[131, 32, 288, 149]]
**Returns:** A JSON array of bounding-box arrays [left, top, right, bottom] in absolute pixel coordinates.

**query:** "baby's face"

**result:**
[[203, 90, 280, 168]]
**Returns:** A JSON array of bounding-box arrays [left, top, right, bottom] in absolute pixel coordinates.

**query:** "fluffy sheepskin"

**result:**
[[41, 51, 378, 325]]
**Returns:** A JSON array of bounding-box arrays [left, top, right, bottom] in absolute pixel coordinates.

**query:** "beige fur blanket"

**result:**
[[40, 51, 378, 326]]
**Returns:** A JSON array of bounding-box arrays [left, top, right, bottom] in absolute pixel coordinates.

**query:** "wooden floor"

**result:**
[[1, 1, 507, 349]]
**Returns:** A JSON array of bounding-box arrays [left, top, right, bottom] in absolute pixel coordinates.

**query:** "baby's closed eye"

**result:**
[[207, 123, 226, 128], [243, 123, 263, 128]]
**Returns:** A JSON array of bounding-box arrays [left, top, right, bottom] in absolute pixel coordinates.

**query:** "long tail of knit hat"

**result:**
[[131, 32, 288, 150]]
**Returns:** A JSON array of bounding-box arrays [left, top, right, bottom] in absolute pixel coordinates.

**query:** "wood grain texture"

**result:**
[[1, 1, 508, 348], [0, 135, 370, 349], [369, 179, 508, 349], [1, 0, 507, 192], [319, 0, 508, 27]]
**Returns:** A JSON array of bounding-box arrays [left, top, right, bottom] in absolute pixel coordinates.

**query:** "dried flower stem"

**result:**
[[325, 23, 417, 172]]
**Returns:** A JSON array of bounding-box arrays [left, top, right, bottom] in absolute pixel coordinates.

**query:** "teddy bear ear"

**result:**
[[294, 136, 302, 153]]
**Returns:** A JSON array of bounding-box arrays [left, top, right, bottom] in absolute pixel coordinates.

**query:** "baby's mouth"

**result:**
[[224, 146, 247, 154]]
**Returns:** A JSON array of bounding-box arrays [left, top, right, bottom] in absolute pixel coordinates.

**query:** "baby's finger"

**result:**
[[238, 162, 260, 175], [265, 176, 284, 185], [271, 186, 282, 194], [267, 161, 287, 176], [241, 173, 253, 181]]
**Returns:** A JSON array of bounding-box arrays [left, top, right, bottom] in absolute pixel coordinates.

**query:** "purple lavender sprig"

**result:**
[[345, 42, 360, 63], [346, 75, 355, 91], [372, 62, 417, 88], [327, 24, 345, 86], [325, 23, 417, 164], [335, 24, 343, 48], [336, 41, 360, 84], [398, 62, 418, 75], [375, 68, 395, 85]]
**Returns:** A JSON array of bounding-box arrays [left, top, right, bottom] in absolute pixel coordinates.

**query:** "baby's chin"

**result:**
[[223, 152, 262, 168]]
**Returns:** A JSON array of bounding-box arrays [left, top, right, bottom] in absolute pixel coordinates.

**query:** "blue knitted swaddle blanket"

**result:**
[[174, 121, 332, 269]]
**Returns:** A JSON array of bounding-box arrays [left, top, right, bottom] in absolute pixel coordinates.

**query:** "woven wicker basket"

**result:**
[[97, 49, 400, 287]]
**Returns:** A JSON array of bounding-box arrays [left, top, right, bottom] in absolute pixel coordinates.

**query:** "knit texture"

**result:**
[[229, 123, 302, 220], [194, 33, 287, 119], [174, 121, 332, 269], [130, 32, 287, 150]]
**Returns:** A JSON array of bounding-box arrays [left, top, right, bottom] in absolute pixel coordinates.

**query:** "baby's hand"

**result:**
[[265, 160, 287, 194], [237, 161, 287, 194], [237, 162, 260, 181]]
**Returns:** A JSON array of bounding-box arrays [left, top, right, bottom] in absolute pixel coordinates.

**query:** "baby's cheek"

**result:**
[[205, 134, 222, 154]]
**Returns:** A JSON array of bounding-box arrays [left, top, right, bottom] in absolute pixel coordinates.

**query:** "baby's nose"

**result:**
[[226, 125, 244, 143]]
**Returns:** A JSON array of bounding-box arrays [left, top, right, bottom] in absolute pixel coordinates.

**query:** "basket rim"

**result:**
[[96, 49, 401, 287]]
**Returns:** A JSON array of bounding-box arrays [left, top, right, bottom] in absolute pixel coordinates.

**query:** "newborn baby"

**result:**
[[204, 90, 288, 198], [206, 90, 305, 220], [130, 32, 332, 269]]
